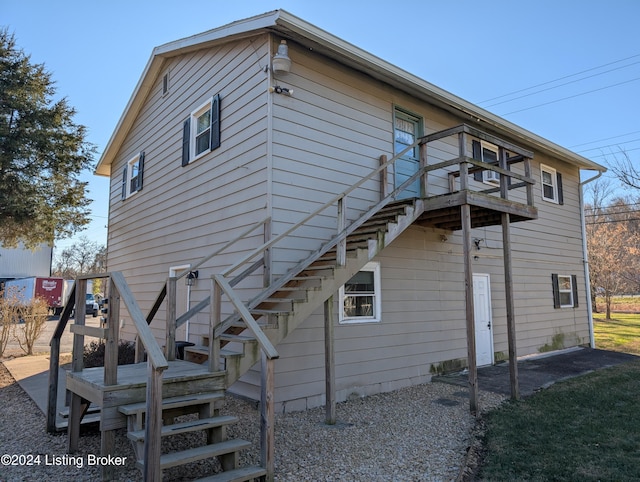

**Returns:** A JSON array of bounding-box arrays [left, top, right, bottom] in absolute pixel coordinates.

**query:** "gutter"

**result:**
[[579, 170, 604, 348]]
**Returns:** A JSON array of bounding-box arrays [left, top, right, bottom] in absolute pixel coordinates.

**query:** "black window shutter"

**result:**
[[472, 140, 483, 182], [182, 118, 190, 166], [121, 166, 127, 200], [571, 274, 579, 308], [557, 172, 564, 205], [210, 94, 220, 151], [137, 151, 145, 192], [551, 274, 561, 309]]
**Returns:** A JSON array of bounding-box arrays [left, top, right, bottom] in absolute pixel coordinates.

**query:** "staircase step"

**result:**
[[127, 415, 238, 442], [118, 393, 223, 417], [185, 345, 243, 359], [249, 309, 288, 315], [220, 333, 256, 343], [194, 466, 267, 482], [136, 439, 252, 471], [262, 297, 305, 303]]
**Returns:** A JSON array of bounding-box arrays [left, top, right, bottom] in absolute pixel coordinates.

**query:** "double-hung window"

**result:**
[[552, 274, 578, 308], [121, 151, 145, 200], [182, 94, 221, 166], [541, 164, 563, 203], [339, 262, 381, 324], [472, 140, 500, 185]]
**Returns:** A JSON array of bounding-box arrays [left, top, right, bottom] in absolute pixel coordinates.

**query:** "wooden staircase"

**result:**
[[49, 123, 538, 481], [187, 199, 428, 388]]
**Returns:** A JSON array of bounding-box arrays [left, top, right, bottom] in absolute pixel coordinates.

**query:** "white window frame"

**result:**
[[339, 261, 382, 324], [126, 154, 141, 198], [481, 141, 500, 185], [541, 164, 559, 203], [557, 274, 574, 308], [190, 99, 212, 162]]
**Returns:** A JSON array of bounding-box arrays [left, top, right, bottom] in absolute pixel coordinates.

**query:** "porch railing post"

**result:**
[[337, 196, 347, 266], [166, 276, 177, 361], [260, 351, 275, 481], [209, 277, 221, 373]]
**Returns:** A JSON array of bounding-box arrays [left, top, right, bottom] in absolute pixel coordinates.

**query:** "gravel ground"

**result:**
[[0, 360, 504, 481]]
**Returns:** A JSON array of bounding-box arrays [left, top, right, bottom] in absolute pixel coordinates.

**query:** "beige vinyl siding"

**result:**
[[269, 41, 392, 277], [107, 35, 271, 343]]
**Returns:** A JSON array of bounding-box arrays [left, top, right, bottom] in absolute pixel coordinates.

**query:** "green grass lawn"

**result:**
[[593, 312, 640, 355], [479, 314, 640, 481], [479, 361, 640, 481]]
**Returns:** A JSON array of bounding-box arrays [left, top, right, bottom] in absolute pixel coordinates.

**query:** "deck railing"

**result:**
[[48, 272, 168, 481]]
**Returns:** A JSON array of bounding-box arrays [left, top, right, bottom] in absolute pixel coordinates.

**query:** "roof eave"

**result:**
[[96, 9, 606, 176]]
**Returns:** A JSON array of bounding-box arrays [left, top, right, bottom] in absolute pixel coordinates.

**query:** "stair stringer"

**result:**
[[223, 198, 427, 388]]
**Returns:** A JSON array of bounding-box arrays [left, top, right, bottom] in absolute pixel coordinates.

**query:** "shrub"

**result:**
[[83, 339, 137, 368]]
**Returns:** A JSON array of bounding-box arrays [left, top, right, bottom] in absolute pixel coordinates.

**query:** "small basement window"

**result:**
[[339, 262, 381, 323]]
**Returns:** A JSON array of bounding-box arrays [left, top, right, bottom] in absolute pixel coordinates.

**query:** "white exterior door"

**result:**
[[473, 273, 494, 367]]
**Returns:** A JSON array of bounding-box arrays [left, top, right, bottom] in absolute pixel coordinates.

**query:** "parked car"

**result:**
[[85, 293, 99, 317]]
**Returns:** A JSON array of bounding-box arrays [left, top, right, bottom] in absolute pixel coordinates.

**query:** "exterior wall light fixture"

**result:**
[[272, 40, 292, 74]]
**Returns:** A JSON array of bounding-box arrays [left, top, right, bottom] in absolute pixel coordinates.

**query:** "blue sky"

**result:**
[[4, 0, 640, 252]]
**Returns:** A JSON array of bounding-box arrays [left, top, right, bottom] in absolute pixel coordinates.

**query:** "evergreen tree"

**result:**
[[0, 28, 95, 248]]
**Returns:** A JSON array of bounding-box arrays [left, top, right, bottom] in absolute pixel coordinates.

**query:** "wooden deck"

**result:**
[[66, 360, 226, 431], [414, 190, 538, 231]]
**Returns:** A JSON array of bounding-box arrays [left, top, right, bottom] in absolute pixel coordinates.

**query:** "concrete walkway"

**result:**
[[3, 354, 69, 417], [435, 347, 639, 397]]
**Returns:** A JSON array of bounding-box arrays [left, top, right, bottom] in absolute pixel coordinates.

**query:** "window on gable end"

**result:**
[[122, 151, 145, 200], [183, 94, 221, 166]]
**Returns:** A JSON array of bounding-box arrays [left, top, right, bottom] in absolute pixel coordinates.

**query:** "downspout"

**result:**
[[579, 170, 604, 348]]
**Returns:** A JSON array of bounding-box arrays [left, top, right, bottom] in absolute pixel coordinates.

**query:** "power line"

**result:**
[[485, 60, 640, 108], [589, 146, 640, 159], [577, 138, 640, 153], [501, 77, 640, 116], [478, 52, 640, 104], [570, 130, 640, 149]]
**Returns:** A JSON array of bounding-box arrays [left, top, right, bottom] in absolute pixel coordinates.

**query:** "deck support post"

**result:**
[[462, 203, 478, 416], [260, 351, 275, 482], [324, 295, 336, 425], [104, 277, 119, 386], [502, 212, 520, 399]]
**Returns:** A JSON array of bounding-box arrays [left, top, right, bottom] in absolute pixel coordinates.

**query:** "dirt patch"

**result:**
[[456, 417, 488, 482]]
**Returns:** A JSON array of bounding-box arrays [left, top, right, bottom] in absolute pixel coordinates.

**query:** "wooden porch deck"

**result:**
[[414, 189, 538, 231], [66, 360, 226, 431]]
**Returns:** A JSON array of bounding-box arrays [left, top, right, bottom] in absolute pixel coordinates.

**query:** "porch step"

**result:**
[[184, 345, 243, 360], [118, 393, 223, 417], [135, 439, 252, 471], [127, 415, 238, 442], [194, 465, 267, 482]]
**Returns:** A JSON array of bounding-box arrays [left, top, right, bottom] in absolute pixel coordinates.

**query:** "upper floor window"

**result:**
[[541, 164, 560, 203], [121, 151, 145, 200], [182, 94, 221, 166], [472, 140, 500, 185], [339, 262, 381, 324]]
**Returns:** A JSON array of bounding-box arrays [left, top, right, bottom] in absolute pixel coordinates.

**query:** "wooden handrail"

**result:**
[[110, 272, 168, 370], [213, 274, 279, 360], [221, 142, 418, 280]]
